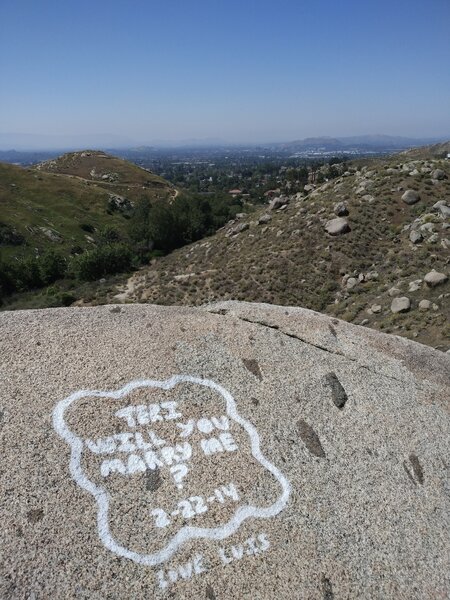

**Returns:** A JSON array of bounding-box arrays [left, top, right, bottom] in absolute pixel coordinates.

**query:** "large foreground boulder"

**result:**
[[1, 302, 449, 599]]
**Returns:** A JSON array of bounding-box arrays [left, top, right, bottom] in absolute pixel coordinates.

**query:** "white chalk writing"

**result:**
[[115, 401, 182, 426], [53, 376, 291, 567], [156, 532, 271, 590], [150, 482, 239, 529]]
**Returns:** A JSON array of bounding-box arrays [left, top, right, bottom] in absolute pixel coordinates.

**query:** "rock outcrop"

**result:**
[[1, 302, 449, 599]]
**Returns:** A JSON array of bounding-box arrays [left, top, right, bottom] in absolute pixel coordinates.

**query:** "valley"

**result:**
[[1, 144, 448, 351]]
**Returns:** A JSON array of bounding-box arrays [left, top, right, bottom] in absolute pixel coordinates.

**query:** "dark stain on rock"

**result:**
[[110, 306, 121, 313], [322, 575, 334, 599], [205, 584, 216, 600], [325, 372, 348, 409], [328, 323, 337, 337], [146, 468, 162, 492], [27, 509, 44, 523], [409, 453, 424, 485], [251, 397, 259, 406], [243, 358, 263, 381], [297, 420, 326, 458]]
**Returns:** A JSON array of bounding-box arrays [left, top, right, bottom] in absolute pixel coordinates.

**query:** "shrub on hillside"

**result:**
[[0, 257, 17, 299], [128, 193, 236, 257], [0, 223, 25, 246], [98, 226, 121, 244], [39, 250, 67, 285], [12, 256, 43, 291], [71, 243, 133, 281]]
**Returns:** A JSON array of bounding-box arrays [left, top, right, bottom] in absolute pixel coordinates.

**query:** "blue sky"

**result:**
[[1, 0, 449, 146]]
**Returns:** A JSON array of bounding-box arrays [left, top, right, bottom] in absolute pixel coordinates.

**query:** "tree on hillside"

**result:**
[[128, 198, 154, 258]]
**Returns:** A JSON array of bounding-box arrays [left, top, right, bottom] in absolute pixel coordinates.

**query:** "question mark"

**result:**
[[170, 464, 188, 489]]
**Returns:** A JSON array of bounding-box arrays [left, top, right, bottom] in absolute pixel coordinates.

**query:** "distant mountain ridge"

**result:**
[[274, 135, 447, 152], [1, 133, 448, 152]]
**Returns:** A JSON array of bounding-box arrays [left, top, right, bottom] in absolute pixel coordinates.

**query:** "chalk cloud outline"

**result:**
[[53, 375, 291, 566]]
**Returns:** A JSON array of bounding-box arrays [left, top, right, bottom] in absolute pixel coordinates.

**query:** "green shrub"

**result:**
[[72, 243, 133, 281], [12, 256, 43, 291], [0, 257, 16, 299], [0, 222, 25, 246], [99, 226, 121, 244], [40, 250, 67, 284]]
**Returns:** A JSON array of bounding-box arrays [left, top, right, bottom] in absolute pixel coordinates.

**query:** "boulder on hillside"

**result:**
[[258, 213, 272, 224], [269, 196, 288, 211], [431, 168, 447, 180], [108, 194, 133, 212], [325, 217, 350, 236], [38, 227, 62, 242], [401, 190, 421, 205], [0, 302, 449, 598], [424, 270, 448, 287], [227, 222, 249, 236], [346, 277, 358, 290], [390, 296, 411, 313], [333, 201, 349, 216], [408, 280, 422, 292], [388, 286, 402, 297], [419, 299, 431, 310], [433, 201, 450, 218], [409, 230, 423, 244], [365, 270, 379, 281]]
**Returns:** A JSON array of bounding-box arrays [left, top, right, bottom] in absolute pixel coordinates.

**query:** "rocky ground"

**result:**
[[109, 149, 450, 351], [1, 302, 448, 598]]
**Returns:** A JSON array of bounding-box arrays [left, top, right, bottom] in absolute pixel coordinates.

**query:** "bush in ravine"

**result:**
[[12, 256, 43, 291], [0, 257, 17, 299], [98, 226, 121, 244], [39, 250, 67, 285], [72, 243, 133, 281]]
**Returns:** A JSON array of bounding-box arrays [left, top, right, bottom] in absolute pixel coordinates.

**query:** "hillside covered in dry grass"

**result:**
[[110, 147, 450, 350]]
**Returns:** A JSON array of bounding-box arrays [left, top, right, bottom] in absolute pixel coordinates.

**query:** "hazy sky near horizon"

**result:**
[[1, 0, 450, 146]]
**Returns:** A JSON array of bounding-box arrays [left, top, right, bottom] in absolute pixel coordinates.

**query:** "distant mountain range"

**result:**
[[1, 132, 448, 152], [272, 135, 448, 153]]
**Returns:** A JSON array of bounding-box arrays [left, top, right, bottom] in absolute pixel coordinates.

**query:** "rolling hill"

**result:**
[[110, 147, 450, 350], [35, 150, 168, 188], [0, 151, 174, 260]]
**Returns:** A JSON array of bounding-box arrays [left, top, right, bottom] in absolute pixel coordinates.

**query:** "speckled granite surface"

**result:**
[[1, 302, 449, 599]]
